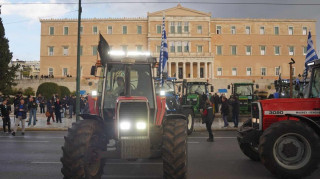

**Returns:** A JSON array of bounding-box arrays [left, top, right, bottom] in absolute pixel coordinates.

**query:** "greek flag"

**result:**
[[304, 31, 318, 78], [159, 16, 168, 85]]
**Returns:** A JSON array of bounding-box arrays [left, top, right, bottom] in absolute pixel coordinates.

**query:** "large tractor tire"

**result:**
[[162, 118, 188, 179], [237, 120, 260, 161], [259, 120, 320, 179], [61, 119, 107, 179], [184, 109, 194, 135]]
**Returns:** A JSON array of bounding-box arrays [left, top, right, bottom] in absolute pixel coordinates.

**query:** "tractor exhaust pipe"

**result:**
[[125, 65, 131, 97]]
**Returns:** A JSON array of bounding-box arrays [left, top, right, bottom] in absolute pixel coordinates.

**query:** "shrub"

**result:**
[[71, 91, 76, 96], [36, 82, 61, 100], [23, 87, 35, 96], [59, 86, 71, 98]]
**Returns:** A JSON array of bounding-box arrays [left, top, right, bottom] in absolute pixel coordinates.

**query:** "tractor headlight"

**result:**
[[252, 118, 260, 124], [160, 90, 166, 96], [91, 90, 97, 96], [120, 121, 131, 130], [192, 98, 197, 101], [136, 121, 147, 130], [187, 98, 190, 101]]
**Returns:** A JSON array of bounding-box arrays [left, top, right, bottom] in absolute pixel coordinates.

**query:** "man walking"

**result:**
[[55, 98, 62, 123], [231, 95, 240, 128], [201, 95, 215, 142], [0, 99, 12, 134], [28, 97, 38, 127], [12, 99, 28, 136], [221, 96, 230, 128], [67, 95, 74, 118]]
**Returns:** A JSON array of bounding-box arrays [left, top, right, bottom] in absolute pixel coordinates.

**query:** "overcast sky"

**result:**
[[1, 0, 320, 61]]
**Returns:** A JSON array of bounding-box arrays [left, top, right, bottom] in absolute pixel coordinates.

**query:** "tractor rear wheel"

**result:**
[[61, 119, 107, 179], [184, 109, 194, 135], [259, 120, 320, 179], [162, 118, 187, 179]]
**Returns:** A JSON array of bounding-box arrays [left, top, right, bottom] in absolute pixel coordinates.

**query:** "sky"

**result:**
[[1, 0, 320, 61]]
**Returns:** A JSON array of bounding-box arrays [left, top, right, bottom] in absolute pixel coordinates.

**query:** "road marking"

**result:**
[[105, 163, 162, 165], [188, 137, 236, 139], [187, 142, 200, 144], [0, 140, 49, 143]]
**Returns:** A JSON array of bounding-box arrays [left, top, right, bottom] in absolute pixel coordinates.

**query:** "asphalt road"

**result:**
[[0, 131, 318, 179]]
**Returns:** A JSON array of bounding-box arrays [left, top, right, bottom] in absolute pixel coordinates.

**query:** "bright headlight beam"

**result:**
[[160, 90, 166, 96], [120, 121, 131, 130], [91, 90, 97, 96], [136, 122, 147, 130]]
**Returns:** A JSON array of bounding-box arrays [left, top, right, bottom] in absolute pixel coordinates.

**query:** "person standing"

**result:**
[[201, 95, 215, 142], [214, 93, 220, 113], [55, 98, 62, 123], [39, 95, 45, 114], [12, 99, 28, 136], [67, 95, 74, 118], [231, 95, 240, 128], [47, 100, 55, 123], [28, 97, 38, 127], [0, 99, 12, 134], [221, 96, 230, 128]]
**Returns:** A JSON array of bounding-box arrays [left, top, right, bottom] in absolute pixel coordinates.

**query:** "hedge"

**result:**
[[59, 86, 71, 98], [36, 82, 61, 100]]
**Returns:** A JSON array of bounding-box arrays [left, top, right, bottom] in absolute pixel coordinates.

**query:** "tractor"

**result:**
[[61, 53, 188, 178], [237, 59, 320, 178], [154, 77, 195, 134], [180, 80, 214, 116], [228, 83, 259, 114]]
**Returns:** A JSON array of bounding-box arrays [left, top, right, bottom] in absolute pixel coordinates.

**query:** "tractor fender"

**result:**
[[165, 114, 187, 121], [79, 114, 104, 121], [285, 114, 320, 136]]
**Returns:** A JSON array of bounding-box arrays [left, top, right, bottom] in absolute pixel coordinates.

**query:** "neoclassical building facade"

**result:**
[[40, 4, 316, 83]]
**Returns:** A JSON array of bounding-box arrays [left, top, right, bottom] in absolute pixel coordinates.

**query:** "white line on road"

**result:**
[[30, 162, 162, 165], [0, 140, 49, 143], [188, 137, 236, 139]]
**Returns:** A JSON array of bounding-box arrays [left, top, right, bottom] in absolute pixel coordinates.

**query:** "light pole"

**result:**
[[75, 0, 82, 121]]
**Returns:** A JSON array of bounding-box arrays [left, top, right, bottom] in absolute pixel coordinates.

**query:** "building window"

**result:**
[[107, 26, 112, 34], [121, 45, 128, 52], [183, 42, 189, 52], [48, 68, 53, 76], [92, 46, 98, 56], [122, 26, 127, 34], [303, 46, 307, 55], [216, 25, 221, 34], [156, 25, 161, 34], [216, 46, 222, 55], [292, 67, 295, 76], [63, 46, 69, 56], [246, 67, 252, 76], [245, 26, 250, 34], [170, 22, 175, 33], [289, 46, 294, 55], [200, 68, 204, 78], [217, 67, 222, 76], [80, 46, 83, 56], [231, 46, 237, 55], [275, 67, 280, 76], [80, 26, 83, 34], [184, 22, 189, 33], [303, 27, 307, 35], [170, 42, 175, 53], [177, 22, 182, 34], [246, 46, 251, 55], [197, 45, 203, 53], [288, 26, 293, 35], [137, 25, 142, 34], [63, 68, 68, 76], [64, 27, 69, 35], [231, 26, 236, 34], [275, 46, 280, 55], [136, 45, 142, 51], [261, 68, 266, 76], [49, 26, 54, 35], [232, 68, 237, 76], [156, 45, 161, 53], [260, 26, 265, 34], [93, 26, 98, 34], [197, 25, 202, 34], [48, 46, 54, 56], [260, 46, 266, 55], [274, 26, 279, 35], [177, 42, 182, 52]]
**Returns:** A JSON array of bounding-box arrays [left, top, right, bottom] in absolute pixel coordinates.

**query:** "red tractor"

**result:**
[[238, 59, 320, 178], [60, 54, 188, 178]]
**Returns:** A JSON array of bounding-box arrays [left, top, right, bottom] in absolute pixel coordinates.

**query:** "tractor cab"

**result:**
[[228, 83, 258, 114], [304, 59, 320, 98]]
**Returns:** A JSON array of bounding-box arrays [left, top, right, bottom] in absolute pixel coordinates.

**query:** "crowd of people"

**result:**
[[0, 92, 89, 136]]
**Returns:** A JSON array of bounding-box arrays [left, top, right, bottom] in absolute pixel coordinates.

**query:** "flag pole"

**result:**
[[160, 11, 165, 86], [75, 0, 82, 122]]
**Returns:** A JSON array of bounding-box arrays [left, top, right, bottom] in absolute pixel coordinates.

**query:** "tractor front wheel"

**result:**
[[162, 118, 188, 179], [61, 119, 107, 179], [185, 109, 194, 135]]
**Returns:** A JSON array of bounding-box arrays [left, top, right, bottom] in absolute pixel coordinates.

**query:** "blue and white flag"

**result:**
[[303, 31, 318, 78], [159, 16, 168, 85]]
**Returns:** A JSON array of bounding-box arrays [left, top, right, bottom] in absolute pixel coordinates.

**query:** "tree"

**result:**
[[36, 82, 61, 100], [0, 16, 19, 92], [24, 87, 35, 96], [59, 86, 71, 97]]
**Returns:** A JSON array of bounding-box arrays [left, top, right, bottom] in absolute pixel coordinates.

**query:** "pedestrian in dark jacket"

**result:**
[[38, 95, 45, 113], [214, 93, 220, 113], [28, 97, 38, 126], [54, 98, 62, 123], [0, 99, 12, 133], [12, 99, 28, 136], [201, 95, 215, 142], [47, 100, 55, 124], [67, 95, 74, 118], [231, 95, 240, 128], [221, 96, 229, 128]]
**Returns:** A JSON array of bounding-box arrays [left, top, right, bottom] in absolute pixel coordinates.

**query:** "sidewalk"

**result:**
[[0, 112, 250, 132]]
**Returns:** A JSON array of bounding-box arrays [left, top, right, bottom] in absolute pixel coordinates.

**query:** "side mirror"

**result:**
[[227, 85, 230, 89], [90, 66, 96, 76], [256, 84, 259, 89], [211, 86, 214, 92]]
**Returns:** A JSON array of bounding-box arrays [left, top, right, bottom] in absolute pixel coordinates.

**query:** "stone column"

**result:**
[[190, 62, 193, 79], [176, 62, 179, 79], [168, 62, 171, 77], [205, 62, 208, 79], [183, 62, 186, 79], [197, 62, 200, 79], [209, 63, 212, 79]]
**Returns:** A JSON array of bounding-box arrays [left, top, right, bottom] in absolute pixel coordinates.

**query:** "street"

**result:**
[[0, 131, 318, 179]]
